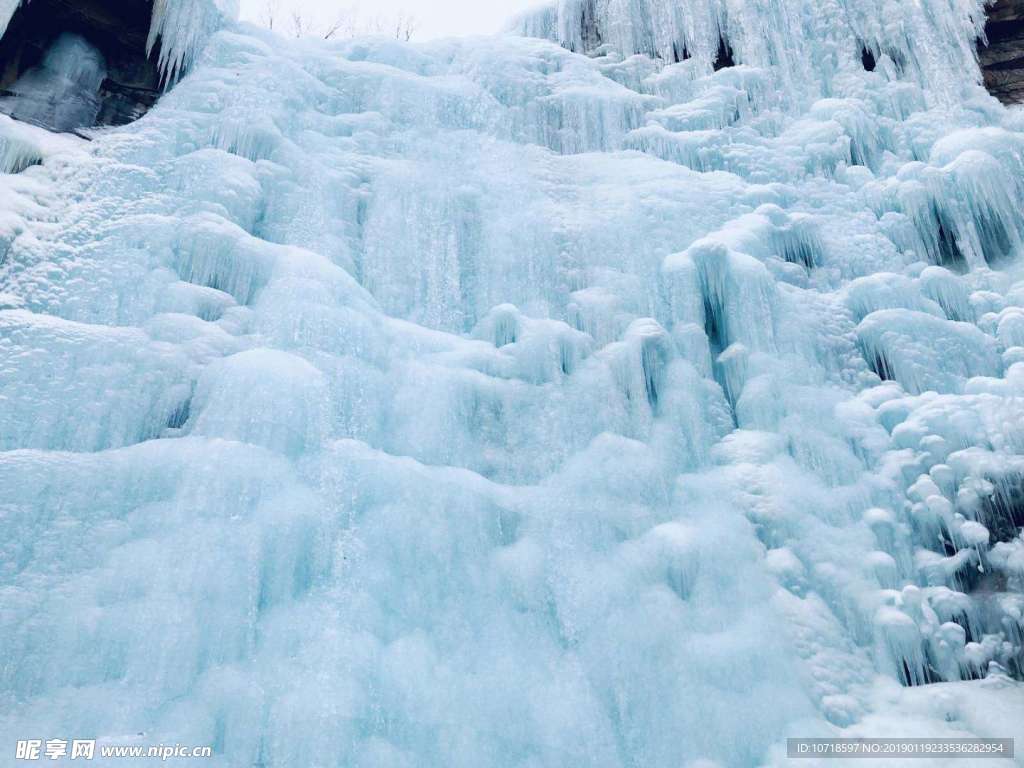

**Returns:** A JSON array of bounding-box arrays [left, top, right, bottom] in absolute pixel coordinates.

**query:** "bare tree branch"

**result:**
[[255, 3, 418, 42], [289, 10, 305, 38], [394, 12, 418, 42], [259, 0, 280, 31]]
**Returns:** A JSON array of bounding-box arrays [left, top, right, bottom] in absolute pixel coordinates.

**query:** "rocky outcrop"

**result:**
[[980, 0, 1024, 104], [0, 0, 161, 128]]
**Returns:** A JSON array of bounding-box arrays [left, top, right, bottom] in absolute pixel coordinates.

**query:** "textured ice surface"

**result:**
[[1, 0, 1024, 766]]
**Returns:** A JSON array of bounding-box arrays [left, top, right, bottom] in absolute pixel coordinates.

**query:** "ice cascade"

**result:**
[[1, 0, 1024, 766], [0, 33, 107, 131]]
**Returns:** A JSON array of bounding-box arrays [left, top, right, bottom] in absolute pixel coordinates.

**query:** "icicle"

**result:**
[[857, 309, 1001, 394], [978, 474, 1024, 544], [919, 267, 974, 323], [169, 215, 275, 305], [664, 240, 777, 355], [874, 605, 931, 686], [514, 0, 989, 99], [476, 303, 520, 348], [772, 218, 823, 270], [0, 125, 42, 174], [715, 343, 749, 409], [623, 318, 674, 412], [147, 0, 238, 85], [473, 305, 592, 384]]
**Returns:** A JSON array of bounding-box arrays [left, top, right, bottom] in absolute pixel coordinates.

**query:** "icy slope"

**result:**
[[0, 1, 1023, 766]]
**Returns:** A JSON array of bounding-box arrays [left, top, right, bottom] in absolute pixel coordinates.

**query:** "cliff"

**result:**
[[980, 0, 1024, 102]]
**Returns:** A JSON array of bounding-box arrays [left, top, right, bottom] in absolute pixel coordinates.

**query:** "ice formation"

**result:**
[[0, 0, 237, 83], [0, 33, 108, 132], [1, 0, 1024, 765]]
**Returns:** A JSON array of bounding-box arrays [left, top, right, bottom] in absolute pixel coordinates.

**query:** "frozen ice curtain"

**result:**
[[0, 0, 1023, 765]]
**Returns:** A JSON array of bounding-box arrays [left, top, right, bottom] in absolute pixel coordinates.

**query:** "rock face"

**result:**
[[980, 0, 1024, 104], [0, 0, 161, 128]]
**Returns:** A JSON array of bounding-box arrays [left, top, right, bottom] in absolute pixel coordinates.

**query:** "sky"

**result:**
[[239, 0, 546, 40]]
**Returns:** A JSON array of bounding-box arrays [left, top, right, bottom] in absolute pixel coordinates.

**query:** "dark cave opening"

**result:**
[[713, 36, 735, 71], [861, 46, 877, 72], [0, 0, 161, 129]]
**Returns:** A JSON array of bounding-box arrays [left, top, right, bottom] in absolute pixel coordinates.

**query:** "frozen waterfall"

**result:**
[[0, 33, 107, 132], [1, 0, 1024, 765]]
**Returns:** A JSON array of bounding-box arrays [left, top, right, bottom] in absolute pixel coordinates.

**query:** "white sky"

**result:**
[[239, 0, 545, 40]]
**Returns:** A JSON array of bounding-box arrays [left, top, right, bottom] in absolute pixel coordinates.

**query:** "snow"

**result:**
[[1, 0, 1024, 765]]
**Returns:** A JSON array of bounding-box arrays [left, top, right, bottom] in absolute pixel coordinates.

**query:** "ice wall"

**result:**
[[1, 0, 1023, 766], [511, 0, 989, 100]]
